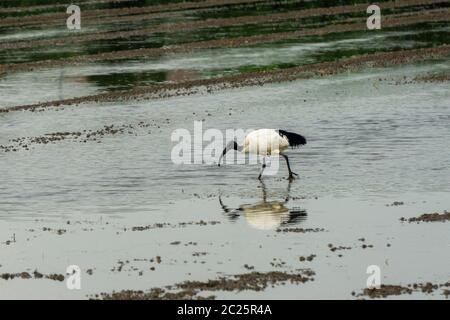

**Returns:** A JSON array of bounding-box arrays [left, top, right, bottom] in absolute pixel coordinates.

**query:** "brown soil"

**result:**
[[276, 227, 325, 233], [129, 220, 221, 231], [0, 0, 137, 14], [1, 270, 65, 282], [400, 211, 450, 223], [96, 287, 212, 300], [0, 272, 32, 280], [87, 0, 449, 30], [97, 269, 315, 300], [360, 285, 413, 298], [178, 270, 314, 291], [443, 289, 450, 298], [0, 0, 268, 27], [46, 274, 66, 282], [358, 280, 450, 298], [0, 122, 152, 152]]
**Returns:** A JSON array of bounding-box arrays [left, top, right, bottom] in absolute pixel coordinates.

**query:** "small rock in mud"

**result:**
[[386, 201, 404, 207], [299, 254, 316, 262], [46, 274, 65, 282], [328, 244, 352, 252]]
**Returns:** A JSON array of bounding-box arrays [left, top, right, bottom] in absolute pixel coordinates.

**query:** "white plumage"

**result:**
[[218, 128, 307, 180], [242, 129, 290, 155]]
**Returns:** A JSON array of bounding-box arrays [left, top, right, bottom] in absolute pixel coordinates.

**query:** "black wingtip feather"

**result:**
[[278, 130, 307, 147]]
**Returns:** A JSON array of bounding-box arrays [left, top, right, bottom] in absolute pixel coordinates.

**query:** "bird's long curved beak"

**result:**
[[217, 148, 227, 166], [218, 140, 238, 166]]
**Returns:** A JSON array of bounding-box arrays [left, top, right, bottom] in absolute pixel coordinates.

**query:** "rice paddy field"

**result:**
[[0, 0, 449, 300]]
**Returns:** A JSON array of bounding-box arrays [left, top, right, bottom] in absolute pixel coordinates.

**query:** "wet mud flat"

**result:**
[[1, 0, 446, 29], [2, 44, 450, 113], [2, 10, 449, 74], [1, 62, 450, 299], [1, 192, 449, 300], [0, 0, 270, 28], [0, 122, 152, 152], [357, 280, 450, 299], [2, 1, 448, 51]]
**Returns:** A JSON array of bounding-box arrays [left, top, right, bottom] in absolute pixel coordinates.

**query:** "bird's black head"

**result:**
[[278, 130, 307, 147]]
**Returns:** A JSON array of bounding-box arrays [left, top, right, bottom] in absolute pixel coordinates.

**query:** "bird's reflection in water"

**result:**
[[219, 180, 307, 230]]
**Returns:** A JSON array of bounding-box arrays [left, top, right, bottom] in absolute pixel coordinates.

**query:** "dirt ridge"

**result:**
[[1, 9, 448, 75], [2, 44, 449, 114], [1, 4, 447, 51]]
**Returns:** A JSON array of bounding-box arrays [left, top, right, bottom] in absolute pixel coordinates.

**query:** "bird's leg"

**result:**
[[283, 179, 292, 203], [259, 179, 267, 202], [281, 154, 298, 180], [258, 156, 267, 180], [218, 196, 231, 213]]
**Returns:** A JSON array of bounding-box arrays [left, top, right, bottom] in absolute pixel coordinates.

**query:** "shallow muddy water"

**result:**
[[1, 62, 449, 299]]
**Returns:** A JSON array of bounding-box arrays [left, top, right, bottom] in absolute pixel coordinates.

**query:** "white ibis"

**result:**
[[219, 180, 307, 230], [218, 129, 307, 180]]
